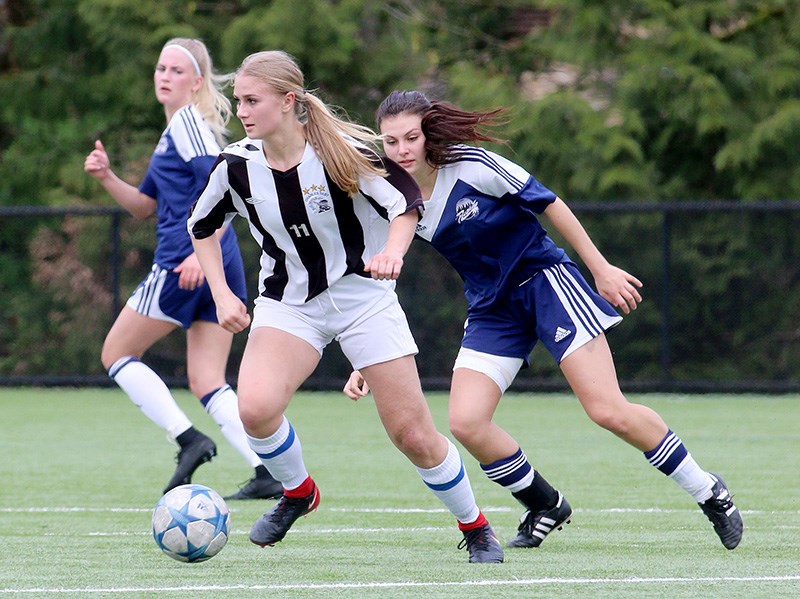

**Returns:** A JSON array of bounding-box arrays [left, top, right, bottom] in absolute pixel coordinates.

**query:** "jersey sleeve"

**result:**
[[138, 167, 157, 199], [187, 155, 238, 240], [467, 148, 557, 214], [188, 154, 217, 186], [171, 106, 221, 160], [358, 156, 424, 221]]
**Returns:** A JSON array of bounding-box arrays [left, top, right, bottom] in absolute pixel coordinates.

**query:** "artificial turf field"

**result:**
[[1, 388, 798, 598]]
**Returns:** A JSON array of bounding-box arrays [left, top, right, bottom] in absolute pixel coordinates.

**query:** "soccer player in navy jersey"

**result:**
[[84, 38, 281, 501], [187, 51, 503, 563], [345, 90, 743, 551]]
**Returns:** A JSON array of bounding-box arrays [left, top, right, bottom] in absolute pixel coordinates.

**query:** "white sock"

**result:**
[[670, 455, 716, 502], [202, 385, 261, 468], [109, 356, 191, 440], [246, 416, 307, 490], [416, 437, 480, 524]]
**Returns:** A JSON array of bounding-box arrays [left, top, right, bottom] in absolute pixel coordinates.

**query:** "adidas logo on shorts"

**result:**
[[554, 327, 572, 343]]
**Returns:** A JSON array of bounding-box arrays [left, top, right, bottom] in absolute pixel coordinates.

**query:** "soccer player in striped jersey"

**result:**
[[84, 38, 281, 501], [187, 50, 503, 563], [344, 90, 742, 551]]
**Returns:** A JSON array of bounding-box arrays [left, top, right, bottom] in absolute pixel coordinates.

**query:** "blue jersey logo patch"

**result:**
[[455, 198, 479, 223]]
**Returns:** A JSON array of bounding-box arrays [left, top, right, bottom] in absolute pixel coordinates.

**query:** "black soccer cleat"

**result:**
[[458, 524, 504, 563], [249, 482, 320, 547], [224, 473, 283, 501], [163, 434, 217, 494], [506, 491, 572, 548], [699, 472, 743, 550]]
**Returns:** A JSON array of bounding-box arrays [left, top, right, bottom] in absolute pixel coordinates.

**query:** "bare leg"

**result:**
[[560, 334, 668, 451]]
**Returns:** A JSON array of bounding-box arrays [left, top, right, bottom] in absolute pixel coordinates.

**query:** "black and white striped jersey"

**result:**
[[188, 139, 422, 305]]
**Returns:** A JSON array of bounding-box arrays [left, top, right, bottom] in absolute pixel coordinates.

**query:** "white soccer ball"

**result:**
[[151, 484, 231, 563]]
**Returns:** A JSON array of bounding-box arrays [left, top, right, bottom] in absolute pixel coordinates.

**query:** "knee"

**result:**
[[389, 425, 432, 460], [235, 387, 286, 436], [449, 412, 482, 447], [235, 391, 261, 432], [584, 400, 630, 436]]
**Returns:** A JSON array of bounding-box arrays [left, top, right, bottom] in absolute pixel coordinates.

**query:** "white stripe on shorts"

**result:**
[[543, 263, 621, 360], [126, 264, 181, 325]]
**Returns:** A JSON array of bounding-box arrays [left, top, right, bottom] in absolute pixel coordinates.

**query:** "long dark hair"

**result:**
[[375, 90, 507, 167]]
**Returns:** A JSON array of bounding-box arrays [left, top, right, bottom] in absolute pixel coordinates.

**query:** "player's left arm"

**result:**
[[543, 197, 643, 314]]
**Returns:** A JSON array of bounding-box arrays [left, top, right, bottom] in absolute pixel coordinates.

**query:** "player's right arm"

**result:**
[[84, 139, 156, 219], [187, 154, 249, 333]]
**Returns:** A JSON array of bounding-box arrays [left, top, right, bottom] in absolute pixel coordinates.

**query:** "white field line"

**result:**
[[0, 505, 792, 514], [1, 576, 800, 594]]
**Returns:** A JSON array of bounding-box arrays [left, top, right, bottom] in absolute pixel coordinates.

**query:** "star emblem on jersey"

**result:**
[[554, 326, 572, 343], [303, 184, 331, 214], [455, 198, 480, 223]]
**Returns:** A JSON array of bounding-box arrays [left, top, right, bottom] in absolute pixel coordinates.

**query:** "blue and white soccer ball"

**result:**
[[151, 484, 231, 563]]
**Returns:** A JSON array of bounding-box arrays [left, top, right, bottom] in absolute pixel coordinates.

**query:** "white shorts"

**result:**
[[454, 347, 523, 394], [251, 275, 418, 370]]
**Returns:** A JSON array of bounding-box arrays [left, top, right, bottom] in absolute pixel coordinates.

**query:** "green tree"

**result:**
[[1, 1, 798, 385]]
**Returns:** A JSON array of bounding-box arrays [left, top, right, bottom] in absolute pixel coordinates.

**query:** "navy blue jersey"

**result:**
[[414, 145, 569, 312], [139, 104, 239, 269]]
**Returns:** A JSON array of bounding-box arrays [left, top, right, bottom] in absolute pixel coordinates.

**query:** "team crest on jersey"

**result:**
[[303, 184, 331, 214], [455, 198, 480, 223]]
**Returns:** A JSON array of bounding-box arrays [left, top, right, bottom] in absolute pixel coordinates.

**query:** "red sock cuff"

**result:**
[[285, 476, 315, 498], [458, 511, 488, 532]]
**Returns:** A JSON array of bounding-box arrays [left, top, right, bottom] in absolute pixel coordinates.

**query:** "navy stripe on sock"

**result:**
[[423, 460, 466, 492], [480, 448, 532, 488], [644, 430, 688, 475], [255, 423, 296, 460]]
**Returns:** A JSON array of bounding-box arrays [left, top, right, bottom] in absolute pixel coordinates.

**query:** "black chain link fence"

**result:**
[[2, 201, 799, 392]]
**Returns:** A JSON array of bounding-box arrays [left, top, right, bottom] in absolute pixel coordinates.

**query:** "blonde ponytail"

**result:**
[[235, 50, 385, 195]]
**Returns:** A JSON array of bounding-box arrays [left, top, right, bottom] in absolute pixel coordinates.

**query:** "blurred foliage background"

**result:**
[[1, 0, 799, 389]]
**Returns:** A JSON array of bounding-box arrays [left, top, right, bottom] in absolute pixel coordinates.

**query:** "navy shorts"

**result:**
[[127, 252, 247, 329], [461, 262, 622, 365]]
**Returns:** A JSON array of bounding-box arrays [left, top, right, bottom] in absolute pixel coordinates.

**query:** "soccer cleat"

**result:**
[[457, 524, 505, 563], [224, 474, 284, 501], [249, 483, 320, 547], [163, 434, 217, 494], [699, 472, 743, 550], [506, 491, 572, 548]]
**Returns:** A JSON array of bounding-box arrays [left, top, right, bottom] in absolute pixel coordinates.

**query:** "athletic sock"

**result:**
[[246, 416, 307, 490], [175, 427, 202, 447], [201, 385, 261, 468], [480, 447, 559, 511], [644, 430, 715, 502], [108, 356, 191, 440], [458, 511, 488, 532], [416, 437, 480, 525]]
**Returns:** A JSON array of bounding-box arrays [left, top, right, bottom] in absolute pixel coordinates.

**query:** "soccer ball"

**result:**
[[151, 484, 231, 563]]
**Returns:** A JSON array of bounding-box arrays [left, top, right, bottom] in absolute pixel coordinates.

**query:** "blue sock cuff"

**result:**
[[644, 430, 689, 475], [200, 384, 230, 408], [107, 356, 140, 379], [480, 447, 532, 487]]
